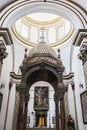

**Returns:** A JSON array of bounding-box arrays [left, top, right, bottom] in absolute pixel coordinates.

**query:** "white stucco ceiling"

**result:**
[[0, 0, 87, 11]]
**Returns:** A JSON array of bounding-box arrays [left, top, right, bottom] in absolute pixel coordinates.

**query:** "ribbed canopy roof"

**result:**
[[28, 43, 57, 58], [28, 33, 57, 58]]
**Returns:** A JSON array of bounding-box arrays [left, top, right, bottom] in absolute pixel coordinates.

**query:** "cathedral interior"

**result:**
[[0, 0, 87, 130]]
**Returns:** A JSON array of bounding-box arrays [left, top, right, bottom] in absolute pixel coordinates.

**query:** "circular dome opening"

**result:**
[[27, 13, 59, 22], [11, 12, 74, 48]]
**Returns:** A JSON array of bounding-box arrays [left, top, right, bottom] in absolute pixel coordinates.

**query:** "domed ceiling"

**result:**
[[11, 12, 74, 48]]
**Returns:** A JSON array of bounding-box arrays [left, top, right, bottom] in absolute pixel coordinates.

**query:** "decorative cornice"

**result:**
[[73, 29, 87, 46], [0, 28, 13, 45], [10, 72, 21, 79], [10, 71, 74, 85], [11, 24, 74, 48], [0, 1, 16, 12], [24, 15, 62, 27], [63, 72, 74, 80], [73, 29, 87, 64], [10, 72, 21, 84], [63, 72, 74, 86]]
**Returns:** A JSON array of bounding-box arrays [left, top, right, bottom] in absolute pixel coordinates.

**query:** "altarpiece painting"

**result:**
[[34, 87, 49, 110]]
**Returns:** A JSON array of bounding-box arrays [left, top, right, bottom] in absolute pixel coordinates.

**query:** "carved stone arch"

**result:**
[[1, 0, 86, 29], [24, 66, 58, 90], [20, 65, 41, 84]]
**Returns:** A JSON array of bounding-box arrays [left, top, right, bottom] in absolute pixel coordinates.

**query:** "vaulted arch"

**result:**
[[0, 0, 86, 29]]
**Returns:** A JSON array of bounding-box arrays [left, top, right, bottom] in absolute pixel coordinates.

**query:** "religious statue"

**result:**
[[43, 98, 48, 107], [36, 88, 43, 106], [67, 115, 75, 130], [38, 116, 45, 127]]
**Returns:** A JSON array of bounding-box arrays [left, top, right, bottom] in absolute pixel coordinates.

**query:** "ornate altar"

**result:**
[[16, 34, 66, 130], [34, 87, 49, 127]]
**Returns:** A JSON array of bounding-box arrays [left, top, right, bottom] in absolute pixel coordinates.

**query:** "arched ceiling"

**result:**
[[11, 12, 74, 48], [0, 0, 87, 29], [0, 0, 86, 73], [0, 0, 87, 48], [0, 0, 87, 13]]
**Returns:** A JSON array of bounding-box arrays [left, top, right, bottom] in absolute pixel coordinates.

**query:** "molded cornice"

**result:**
[[0, 28, 13, 45], [73, 29, 87, 46]]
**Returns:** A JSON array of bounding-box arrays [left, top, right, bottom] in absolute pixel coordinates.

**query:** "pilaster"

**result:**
[[73, 29, 87, 90], [0, 28, 13, 75]]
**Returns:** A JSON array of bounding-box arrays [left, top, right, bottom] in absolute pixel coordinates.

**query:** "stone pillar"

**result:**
[[71, 83, 78, 130], [78, 44, 87, 89], [4, 81, 12, 130], [54, 83, 66, 130], [23, 90, 29, 130], [64, 86, 69, 130], [16, 82, 26, 130], [54, 91, 59, 130], [0, 28, 13, 76], [60, 97, 65, 130], [57, 69, 66, 130], [73, 29, 87, 90], [58, 86, 66, 130]]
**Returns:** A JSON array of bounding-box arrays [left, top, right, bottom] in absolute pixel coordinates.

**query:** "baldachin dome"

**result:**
[[28, 43, 57, 58], [28, 34, 57, 58]]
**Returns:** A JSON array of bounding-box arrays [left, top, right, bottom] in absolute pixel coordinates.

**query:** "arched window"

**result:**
[[0, 93, 3, 111]]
